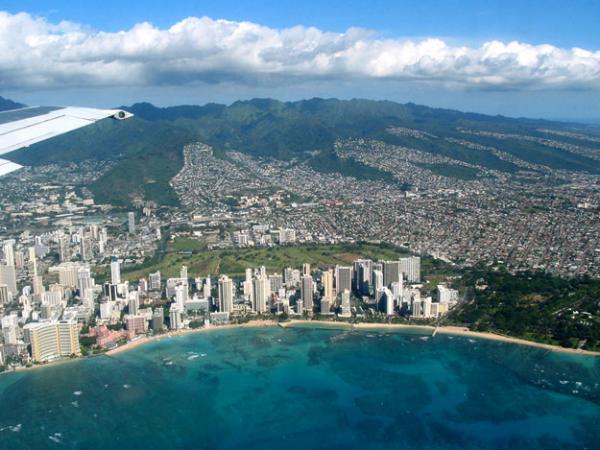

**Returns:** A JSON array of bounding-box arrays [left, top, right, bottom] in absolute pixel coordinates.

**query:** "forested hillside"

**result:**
[[6, 97, 600, 205]]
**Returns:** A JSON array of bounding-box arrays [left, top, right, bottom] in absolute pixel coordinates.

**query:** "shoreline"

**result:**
[[105, 320, 279, 356], [434, 326, 600, 356], [280, 320, 600, 356], [1, 321, 280, 376], [4, 319, 598, 375]]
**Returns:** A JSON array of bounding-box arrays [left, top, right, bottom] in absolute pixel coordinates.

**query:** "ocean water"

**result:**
[[0, 326, 598, 449]]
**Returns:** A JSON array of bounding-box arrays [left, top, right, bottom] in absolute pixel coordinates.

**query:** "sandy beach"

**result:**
[[105, 320, 279, 356], [280, 320, 434, 332], [281, 320, 600, 356], [10, 356, 82, 374], [0, 320, 279, 375], [4, 319, 597, 376], [434, 326, 600, 356]]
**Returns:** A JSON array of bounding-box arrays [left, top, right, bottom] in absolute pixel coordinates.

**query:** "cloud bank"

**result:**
[[1, 11, 600, 91]]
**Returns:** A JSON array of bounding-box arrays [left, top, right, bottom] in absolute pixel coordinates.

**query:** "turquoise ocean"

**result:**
[[0, 326, 598, 449]]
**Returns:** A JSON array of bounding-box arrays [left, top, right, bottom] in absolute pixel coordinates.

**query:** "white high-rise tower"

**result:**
[[110, 256, 121, 285]]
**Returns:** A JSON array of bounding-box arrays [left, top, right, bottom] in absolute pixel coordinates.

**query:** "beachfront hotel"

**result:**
[[23, 320, 81, 362]]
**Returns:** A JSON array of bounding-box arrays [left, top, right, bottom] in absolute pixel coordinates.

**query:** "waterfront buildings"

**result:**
[[322, 269, 334, 302], [301, 275, 313, 311], [438, 285, 459, 304], [253, 275, 271, 313], [218, 275, 234, 313], [400, 256, 421, 283], [335, 266, 352, 295], [23, 320, 81, 362]]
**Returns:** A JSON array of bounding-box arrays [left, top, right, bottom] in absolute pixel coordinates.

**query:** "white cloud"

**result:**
[[1, 11, 599, 91]]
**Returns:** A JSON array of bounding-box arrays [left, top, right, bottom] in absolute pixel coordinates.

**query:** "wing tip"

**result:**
[[0, 159, 24, 177]]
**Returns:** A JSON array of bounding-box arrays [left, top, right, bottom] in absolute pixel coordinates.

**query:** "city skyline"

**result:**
[[0, 3, 599, 447]]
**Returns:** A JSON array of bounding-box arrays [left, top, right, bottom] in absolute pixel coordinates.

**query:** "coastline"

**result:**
[[280, 320, 600, 356], [105, 320, 279, 356], [434, 326, 600, 356], [0, 321, 280, 376], [4, 319, 598, 376]]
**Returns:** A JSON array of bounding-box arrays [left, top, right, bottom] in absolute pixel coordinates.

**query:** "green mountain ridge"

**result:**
[[5, 97, 600, 206]]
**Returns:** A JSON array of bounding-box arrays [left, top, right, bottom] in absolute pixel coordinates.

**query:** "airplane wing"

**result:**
[[0, 106, 133, 176]]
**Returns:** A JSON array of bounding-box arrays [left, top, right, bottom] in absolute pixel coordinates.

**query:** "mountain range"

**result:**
[[2, 96, 599, 206]]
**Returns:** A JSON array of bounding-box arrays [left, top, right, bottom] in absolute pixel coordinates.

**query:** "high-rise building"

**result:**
[[126, 315, 147, 335], [77, 266, 93, 294], [412, 298, 422, 318], [99, 228, 108, 249], [382, 287, 394, 316], [301, 275, 313, 311], [400, 256, 421, 283], [354, 259, 372, 292], [253, 276, 271, 313], [51, 262, 82, 289], [41, 290, 62, 306], [152, 308, 164, 332], [169, 304, 183, 330], [24, 320, 81, 362], [340, 289, 351, 317], [243, 269, 253, 301], [58, 236, 69, 262], [411, 294, 431, 318], [175, 283, 188, 308], [322, 269, 334, 302], [382, 260, 401, 287], [128, 291, 140, 315], [128, 212, 136, 234], [138, 278, 148, 294], [14, 250, 24, 269], [284, 267, 300, 287], [2, 240, 15, 266], [218, 275, 234, 313], [335, 266, 353, 294], [149, 271, 161, 290], [373, 270, 384, 293], [110, 256, 121, 285], [302, 263, 311, 277], [203, 276, 211, 299], [320, 299, 332, 314], [89, 224, 99, 240], [438, 285, 459, 304], [80, 236, 92, 261], [0, 264, 17, 297], [423, 297, 432, 318], [269, 273, 283, 293], [391, 275, 403, 303], [2, 314, 19, 345], [431, 302, 449, 318], [28, 246, 37, 277], [99, 299, 114, 319], [0, 284, 10, 304]]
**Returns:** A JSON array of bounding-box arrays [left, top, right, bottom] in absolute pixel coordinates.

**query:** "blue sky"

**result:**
[[1, 1, 600, 120], [5, 0, 600, 48]]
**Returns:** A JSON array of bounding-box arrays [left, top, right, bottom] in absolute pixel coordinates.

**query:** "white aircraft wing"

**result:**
[[0, 106, 133, 176]]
